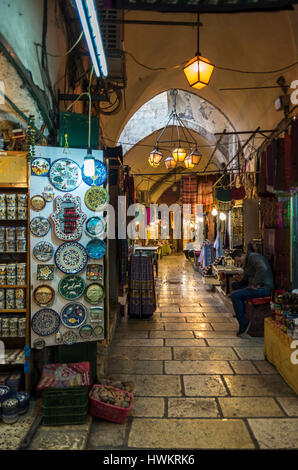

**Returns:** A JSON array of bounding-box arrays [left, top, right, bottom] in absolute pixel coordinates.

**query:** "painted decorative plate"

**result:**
[[60, 302, 87, 329], [93, 324, 104, 338], [49, 158, 82, 192], [86, 239, 106, 259], [31, 195, 46, 211], [50, 193, 86, 242], [85, 216, 106, 238], [62, 330, 78, 345], [33, 285, 55, 306], [82, 160, 108, 187], [33, 339, 46, 350], [30, 217, 51, 237], [86, 264, 103, 282], [84, 283, 105, 305], [79, 324, 93, 339], [58, 275, 86, 300], [42, 186, 55, 202], [84, 187, 109, 212], [89, 306, 104, 322], [31, 309, 60, 336], [31, 157, 51, 177], [33, 242, 54, 262], [55, 242, 88, 274], [37, 264, 55, 281]]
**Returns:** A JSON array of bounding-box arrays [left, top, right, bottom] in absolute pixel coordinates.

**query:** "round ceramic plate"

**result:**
[[84, 283, 105, 305], [82, 160, 108, 187], [62, 330, 78, 345], [33, 241, 54, 262], [31, 195, 46, 212], [30, 217, 51, 237], [31, 158, 50, 176], [49, 158, 82, 192], [33, 339, 46, 350], [33, 285, 55, 306], [85, 216, 106, 239], [58, 275, 86, 300], [86, 239, 106, 259], [79, 324, 93, 339], [55, 242, 88, 274], [31, 309, 60, 336], [84, 187, 109, 212], [60, 302, 87, 329], [93, 324, 104, 337]]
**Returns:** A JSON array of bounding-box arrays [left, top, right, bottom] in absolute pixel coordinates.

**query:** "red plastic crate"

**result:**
[[89, 385, 134, 424], [248, 297, 271, 305]]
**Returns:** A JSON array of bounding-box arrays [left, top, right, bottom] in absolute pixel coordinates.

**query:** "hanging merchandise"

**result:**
[[290, 118, 298, 186], [82, 160, 108, 187], [230, 175, 246, 200], [50, 194, 86, 241], [49, 158, 82, 192], [215, 186, 232, 202], [84, 186, 109, 211], [55, 242, 88, 274], [30, 217, 51, 237], [182, 175, 198, 214], [129, 255, 156, 319], [31, 158, 51, 177]]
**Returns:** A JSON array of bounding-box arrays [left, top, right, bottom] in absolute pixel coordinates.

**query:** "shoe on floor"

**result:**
[[237, 321, 251, 337]]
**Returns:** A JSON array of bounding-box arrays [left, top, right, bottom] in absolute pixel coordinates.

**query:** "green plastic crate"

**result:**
[[42, 386, 89, 408], [42, 412, 88, 426], [42, 401, 88, 417]]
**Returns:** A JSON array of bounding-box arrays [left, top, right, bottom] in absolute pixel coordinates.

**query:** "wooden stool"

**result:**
[[246, 297, 272, 337]]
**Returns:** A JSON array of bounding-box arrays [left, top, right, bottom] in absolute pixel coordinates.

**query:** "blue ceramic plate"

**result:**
[[55, 242, 88, 274], [85, 216, 106, 238], [82, 160, 107, 187], [60, 302, 87, 329], [86, 239, 106, 259], [30, 217, 51, 237], [49, 158, 82, 192], [31, 309, 60, 336]]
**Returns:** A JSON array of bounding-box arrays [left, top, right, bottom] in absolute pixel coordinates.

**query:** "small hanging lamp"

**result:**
[[188, 149, 201, 165], [148, 148, 163, 167], [184, 155, 195, 169], [165, 155, 177, 169], [211, 207, 218, 216], [172, 147, 187, 163], [183, 14, 214, 90]]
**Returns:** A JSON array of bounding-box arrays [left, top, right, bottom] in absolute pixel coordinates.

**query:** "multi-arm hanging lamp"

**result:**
[[183, 14, 214, 90]]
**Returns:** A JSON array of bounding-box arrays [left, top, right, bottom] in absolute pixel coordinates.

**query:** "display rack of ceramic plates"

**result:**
[[82, 160, 108, 187], [30, 217, 50, 237], [54, 242, 88, 274], [30, 195, 46, 212], [62, 330, 78, 345], [84, 187, 109, 212], [60, 302, 87, 328], [84, 283, 105, 305], [79, 324, 93, 340], [58, 274, 86, 300], [31, 157, 51, 177], [33, 241, 54, 262], [50, 193, 86, 241], [33, 285, 55, 307], [85, 216, 106, 239], [86, 239, 106, 259], [49, 158, 82, 192], [31, 308, 60, 336]]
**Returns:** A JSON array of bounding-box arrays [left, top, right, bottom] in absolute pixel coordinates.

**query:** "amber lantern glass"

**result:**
[[184, 155, 195, 169], [165, 156, 177, 169], [172, 147, 187, 162], [183, 55, 214, 90], [189, 149, 201, 165]]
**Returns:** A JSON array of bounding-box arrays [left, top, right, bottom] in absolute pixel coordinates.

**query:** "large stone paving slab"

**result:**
[[150, 330, 195, 339], [114, 331, 149, 339], [233, 347, 265, 360], [113, 338, 164, 347], [276, 397, 298, 416], [165, 322, 212, 331], [109, 346, 172, 361], [108, 374, 182, 397], [174, 346, 238, 361], [183, 375, 228, 396], [224, 375, 296, 396], [168, 398, 220, 418], [229, 361, 259, 375], [194, 331, 239, 339], [88, 419, 128, 449], [253, 360, 278, 374], [165, 338, 206, 347], [165, 360, 233, 375], [117, 323, 165, 331], [206, 338, 261, 347], [218, 397, 285, 418], [128, 418, 255, 449], [210, 322, 238, 331], [108, 359, 164, 375], [247, 418, 298, 449], [129, 397, 165, 417]]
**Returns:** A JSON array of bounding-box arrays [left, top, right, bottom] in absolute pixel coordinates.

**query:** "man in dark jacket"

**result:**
[[230, 249, 274, 337]]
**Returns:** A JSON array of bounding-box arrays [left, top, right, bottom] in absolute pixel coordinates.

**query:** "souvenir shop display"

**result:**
[[86, 239, 106, 259], [31, 157, 51, 177], [54, 242, 88, 274], [33, 242, 54, 262], [30, 195, 46, 212], [58, 275, 86, 300], [49, 158, 82, 192], [84, 186, 109, 211], [30, 217, 50, 237], [50, 193, 86, 241], [29, 146, 108, 348], [82, 160, 108, 187]]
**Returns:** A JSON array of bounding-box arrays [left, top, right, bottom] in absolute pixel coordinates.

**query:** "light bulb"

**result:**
[[84, 149, 95, 177], [212, 208, 218, 216], [219, 212, 226, 221]]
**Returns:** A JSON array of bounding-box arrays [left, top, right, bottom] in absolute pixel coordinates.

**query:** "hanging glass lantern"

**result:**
[[184, 155, 195, 169], [183, 55, 214, 90], [219, 212, 226, 221], [165, 156, 177, 169], [189, 149, 201, 165], [211, 207, 218, 216], [148, 148, 163, 167], [172, 147, 187, 162]]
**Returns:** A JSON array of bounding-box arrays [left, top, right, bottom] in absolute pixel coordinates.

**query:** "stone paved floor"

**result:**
[[87, 254, 298, 450]]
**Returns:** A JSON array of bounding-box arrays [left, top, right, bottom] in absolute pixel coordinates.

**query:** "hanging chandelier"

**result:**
[[148, 89, 202, 170], [183, 14, 214, 90]]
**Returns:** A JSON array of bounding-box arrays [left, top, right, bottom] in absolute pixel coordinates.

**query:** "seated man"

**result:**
[[230, 249, 274, 337]]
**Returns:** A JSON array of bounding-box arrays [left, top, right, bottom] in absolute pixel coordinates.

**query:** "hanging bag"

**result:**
[[230, 174, 246, 200], [215, 186, 232, 202]]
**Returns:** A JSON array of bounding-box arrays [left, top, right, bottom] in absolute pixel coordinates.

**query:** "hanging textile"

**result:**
[[182, 175, 198, 214], [119, 239, 128, 285], [128, 255, 156, 318], [284, 134, 292, 192], [197, 179, 214, 213], [290, 119, 298, 186], [274, 138, 287, 192], [266, 142, 275, 193]]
